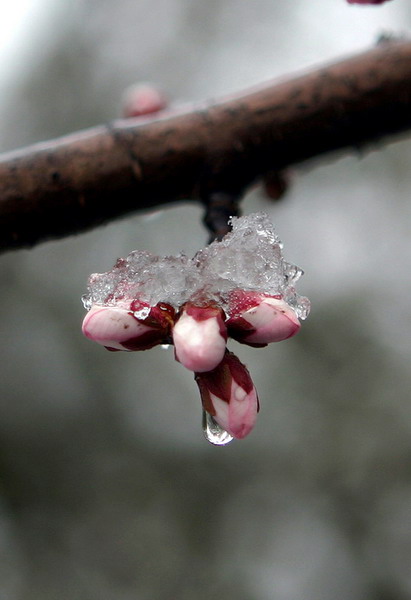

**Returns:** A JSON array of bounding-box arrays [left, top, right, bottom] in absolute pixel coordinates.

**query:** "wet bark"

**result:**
[[1, 39, 411, 252]]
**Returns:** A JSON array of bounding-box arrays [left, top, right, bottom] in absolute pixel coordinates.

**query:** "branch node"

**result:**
[[201, 191, 242, 243]]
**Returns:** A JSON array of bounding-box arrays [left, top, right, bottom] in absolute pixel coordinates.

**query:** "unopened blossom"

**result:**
[[347, 0, 392, 4], [226, 290, 300, 347], [82, 213, 310, 444], [195, 351, 259, 439], [122, 83, 167, 118], [82, 302, 174, 351], [173, 303, 227, 372]]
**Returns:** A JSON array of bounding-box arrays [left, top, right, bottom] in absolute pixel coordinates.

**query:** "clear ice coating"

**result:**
[[82, 251, 197, 311], [202, 410, 234, 446], [82, 212, 310, 319]]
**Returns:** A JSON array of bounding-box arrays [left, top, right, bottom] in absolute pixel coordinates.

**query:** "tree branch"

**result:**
[[1, 39, 411, 252]]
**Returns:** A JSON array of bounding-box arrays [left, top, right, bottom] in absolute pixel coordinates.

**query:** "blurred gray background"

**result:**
[[0, 0, 410, 598]]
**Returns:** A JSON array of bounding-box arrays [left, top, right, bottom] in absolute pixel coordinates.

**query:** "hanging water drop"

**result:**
[[202, 410, 234, 446]]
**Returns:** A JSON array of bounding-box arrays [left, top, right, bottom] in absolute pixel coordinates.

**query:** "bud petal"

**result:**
[[173, 303, 227, 372], [227, 291, 300, 347], [195, 351, 259, 439], [82, 303, 173, 351]]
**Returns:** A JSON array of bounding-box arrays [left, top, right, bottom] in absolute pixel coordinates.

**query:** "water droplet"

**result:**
[[202, 410, 234, 446], [295, 295, 311, 320]]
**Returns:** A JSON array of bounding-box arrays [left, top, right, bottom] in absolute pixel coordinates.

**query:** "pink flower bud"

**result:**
[[347, 0, 391, 3], [226, 290, 300, 347], [82, 302, 174, 351], [122, 83, 167, 118], [195, 351, 259, 439], [173, 303, 227, 372]]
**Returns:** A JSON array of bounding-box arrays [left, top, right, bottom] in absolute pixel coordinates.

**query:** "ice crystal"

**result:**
[[82, 212, 310, 319]]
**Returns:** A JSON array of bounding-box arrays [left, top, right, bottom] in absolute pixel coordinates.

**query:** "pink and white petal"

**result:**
[[241, 297, 300, 344], [82, 304, 171, 351], [227, 295, 300, 345], [82, 305, 151, 350], [212, 381, 258, 439], [195, 351, 259, 440], [173, 305, 227, 372]]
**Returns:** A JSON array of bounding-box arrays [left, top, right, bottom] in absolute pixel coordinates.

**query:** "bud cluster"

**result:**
[[81, 214, 310, 443]]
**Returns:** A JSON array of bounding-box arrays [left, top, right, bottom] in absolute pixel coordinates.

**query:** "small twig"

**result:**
[[201, 191, 241, 243]]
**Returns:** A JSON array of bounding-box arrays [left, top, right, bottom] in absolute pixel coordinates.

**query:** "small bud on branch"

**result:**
[[121, 83, 167, 118], [348, 0, 392, 4]]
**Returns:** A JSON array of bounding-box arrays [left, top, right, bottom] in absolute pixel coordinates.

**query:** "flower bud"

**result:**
[[82, 302, 174, 351], [122, 83, 167, 118], [347, 0, 391, 3], [173, 303, 227, 372], [195, 351, 259, 439], [263, 170, 289, 201], [226, 290, 300, 347]]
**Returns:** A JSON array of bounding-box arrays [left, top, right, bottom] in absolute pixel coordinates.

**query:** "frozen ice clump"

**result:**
[[82, 251, 200, 310], [82, 212, 309, 319], [138, 253, 199, 308], [196, 213, 283, 295], [195, 213, 310, 318]]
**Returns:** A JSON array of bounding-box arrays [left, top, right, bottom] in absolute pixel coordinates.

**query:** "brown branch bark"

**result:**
[[1, 39, 411, 252]]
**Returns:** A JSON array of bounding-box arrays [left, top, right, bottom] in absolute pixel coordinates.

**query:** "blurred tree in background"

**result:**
[[0, 1, 411, 598]]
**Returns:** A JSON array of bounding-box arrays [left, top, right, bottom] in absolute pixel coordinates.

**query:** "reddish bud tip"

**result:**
[[195, 351, 259, 439]]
